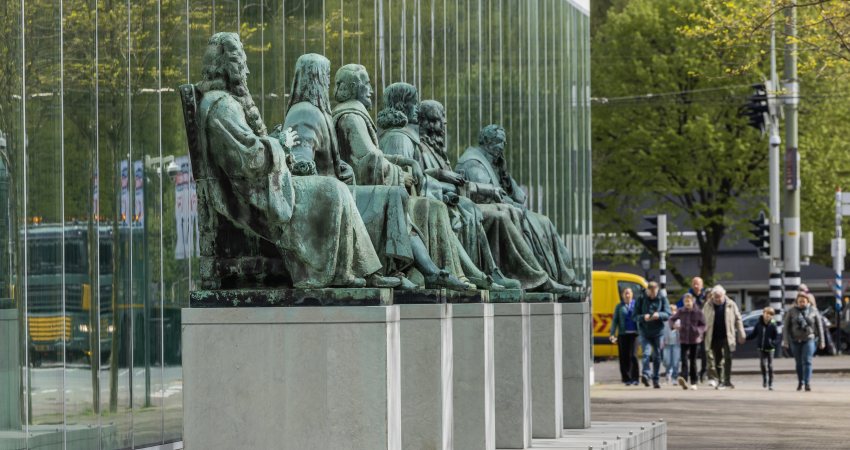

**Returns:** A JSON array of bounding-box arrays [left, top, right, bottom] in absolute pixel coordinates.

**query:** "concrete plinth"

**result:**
[[561, 301, 591, 429], [492, 300, 531, 449], [182, 305, 401, 450], [0, 307, 21, 430], [398, 302, 452, 450], [529, 301, 563, 439], [451, 302, 495, 450]]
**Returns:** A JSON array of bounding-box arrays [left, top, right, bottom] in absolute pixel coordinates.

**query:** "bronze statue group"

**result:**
[[181, 32, 584, 299]]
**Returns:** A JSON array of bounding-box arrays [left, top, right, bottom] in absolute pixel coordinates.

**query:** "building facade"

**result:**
[[0, 0, 590, 448]]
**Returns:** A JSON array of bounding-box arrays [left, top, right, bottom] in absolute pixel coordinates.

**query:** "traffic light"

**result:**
[[748, 211, 770, 259], [643, 214, 667, 253], [739, 83, 769, 134]]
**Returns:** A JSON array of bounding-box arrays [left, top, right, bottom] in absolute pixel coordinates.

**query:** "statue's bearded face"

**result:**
[[407, 101, 419, 124], [486, 131, 506, 156], [357, 71, 373, 109], [222, 40, 250, 89], [421, 106, 446, 137]]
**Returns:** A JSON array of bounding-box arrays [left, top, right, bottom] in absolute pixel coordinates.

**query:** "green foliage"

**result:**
[[592, 0, 767, 284], [675, 0, 850, 266]]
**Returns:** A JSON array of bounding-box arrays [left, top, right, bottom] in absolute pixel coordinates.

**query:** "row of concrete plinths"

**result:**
[[182, 291, 590, 450]]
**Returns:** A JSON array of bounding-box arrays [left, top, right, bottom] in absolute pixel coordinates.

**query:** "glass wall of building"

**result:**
[[0, 0, 590, 448]]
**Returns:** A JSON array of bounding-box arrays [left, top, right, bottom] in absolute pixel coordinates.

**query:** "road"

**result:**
[[591, 358, 850, 449]]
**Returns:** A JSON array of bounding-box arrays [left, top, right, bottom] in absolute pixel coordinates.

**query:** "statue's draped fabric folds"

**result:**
[[181, 33, 383, 289], [456, 125, 582, 295], [180, 34, 583, 296]]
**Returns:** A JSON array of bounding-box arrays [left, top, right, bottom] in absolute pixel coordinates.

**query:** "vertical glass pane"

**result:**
[[61, 1, 101, 446], [25, 2, 66, 443], [1, 0, 25, 446]]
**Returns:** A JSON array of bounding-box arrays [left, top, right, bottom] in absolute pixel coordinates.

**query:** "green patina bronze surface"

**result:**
[[488, 289, 525, 304], [190, 288, 393, 307], [456, 124, 586, 298], [180, 34, 384, 291], [522, 292, 555, 304]]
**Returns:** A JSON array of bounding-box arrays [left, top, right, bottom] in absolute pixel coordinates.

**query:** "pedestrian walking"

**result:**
[[609, 287, 640, 385], [702, 285, 745, 390], [677, 277, 709, 383], [633, 281, 671, 389], [783, 292, 825, 391], [669, 293, 706, 390], [747, 306, 779, 390], [661, 305, 681, 385]]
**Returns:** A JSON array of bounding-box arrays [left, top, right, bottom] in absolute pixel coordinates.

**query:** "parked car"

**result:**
[[737, 309, 788, 358]]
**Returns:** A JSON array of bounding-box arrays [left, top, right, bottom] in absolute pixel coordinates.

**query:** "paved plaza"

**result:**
[[591, 357, 850, 449]]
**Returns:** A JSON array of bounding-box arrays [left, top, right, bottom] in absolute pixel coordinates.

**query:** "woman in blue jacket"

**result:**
[[609, 287, 640, 385]]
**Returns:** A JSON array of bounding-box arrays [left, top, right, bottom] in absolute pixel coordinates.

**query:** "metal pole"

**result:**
[[782, 1, 801, 306], [834, 188, 844, 353], [660, 252, 667, 297], [768, 0, 784, 310]]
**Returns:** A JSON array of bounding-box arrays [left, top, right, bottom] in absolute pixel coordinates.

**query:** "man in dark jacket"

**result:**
[[632, 281, 671, 388], [747, 306, 779, 390]]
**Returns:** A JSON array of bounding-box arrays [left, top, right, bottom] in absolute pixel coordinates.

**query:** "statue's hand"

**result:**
[[407, 160, 424, 186], [338, 162, 356, 185], [279, 127, 300, 150], [291, 160, 317, 176], [442, 170, 466, 186], [403, 173, 415, 188]]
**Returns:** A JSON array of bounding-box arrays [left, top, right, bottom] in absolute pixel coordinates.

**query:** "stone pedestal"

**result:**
[[529, 300, 563, 439], [182, 300, 400, 450], [398, 299, 452, 450], [450, 301, 495, 450], [492, 295, 531, 449], [0, 306, 21, 430], [561, 301, 591, 429]]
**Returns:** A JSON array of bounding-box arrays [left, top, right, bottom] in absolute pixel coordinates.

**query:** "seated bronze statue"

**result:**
[[279, 54, 471, 291], [456, 124, 583, 297], [179, 32, 399, 290]]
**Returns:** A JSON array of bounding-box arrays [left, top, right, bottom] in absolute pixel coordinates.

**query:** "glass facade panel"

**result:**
[[0, 0, 590, 448]]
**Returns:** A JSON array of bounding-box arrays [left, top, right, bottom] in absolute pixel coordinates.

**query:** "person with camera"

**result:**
[[632, 281, 671, 389], [783, 292, 825, 391]]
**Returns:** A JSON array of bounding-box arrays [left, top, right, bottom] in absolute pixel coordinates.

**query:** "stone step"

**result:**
[[499, 421, 667, 450]]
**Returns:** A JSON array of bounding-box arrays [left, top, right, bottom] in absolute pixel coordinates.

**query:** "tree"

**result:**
[[682, 0, 850, 267], [592, 0, 768, 286]]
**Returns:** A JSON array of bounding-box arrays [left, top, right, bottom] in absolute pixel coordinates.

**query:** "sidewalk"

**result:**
[[593, 355, 850, 383], [731, 354, 850, 375]]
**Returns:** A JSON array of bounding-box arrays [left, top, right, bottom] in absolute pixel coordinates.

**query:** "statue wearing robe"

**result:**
[[188, 34, 383, 289], [456, 138, 581, 290]]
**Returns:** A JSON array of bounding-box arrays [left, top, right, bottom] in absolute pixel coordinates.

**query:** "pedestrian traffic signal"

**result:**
[[739, 83, 770, 134], [748, 211, 770, 259], [643, 214, 667, 253]]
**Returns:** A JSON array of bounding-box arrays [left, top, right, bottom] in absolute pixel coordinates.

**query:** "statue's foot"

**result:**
[[490, 268, 522, 290], [425, 270, 476, 291], [534, 278, 572, 294], [467, 274, 505, 291], [397, 276, 421, 290], [366, 273, 402, 288]]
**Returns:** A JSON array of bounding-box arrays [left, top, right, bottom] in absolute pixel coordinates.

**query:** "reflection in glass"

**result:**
[[0, 0, 591, 447]]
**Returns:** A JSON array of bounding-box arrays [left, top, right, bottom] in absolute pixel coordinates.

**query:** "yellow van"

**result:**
[[592, 271, 647, 358]]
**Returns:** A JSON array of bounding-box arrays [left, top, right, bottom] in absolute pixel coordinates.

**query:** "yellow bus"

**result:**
[[592, 271, 647, 358]]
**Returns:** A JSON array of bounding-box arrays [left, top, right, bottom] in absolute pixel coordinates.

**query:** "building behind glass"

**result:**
[[0, 0, 590, 448]]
